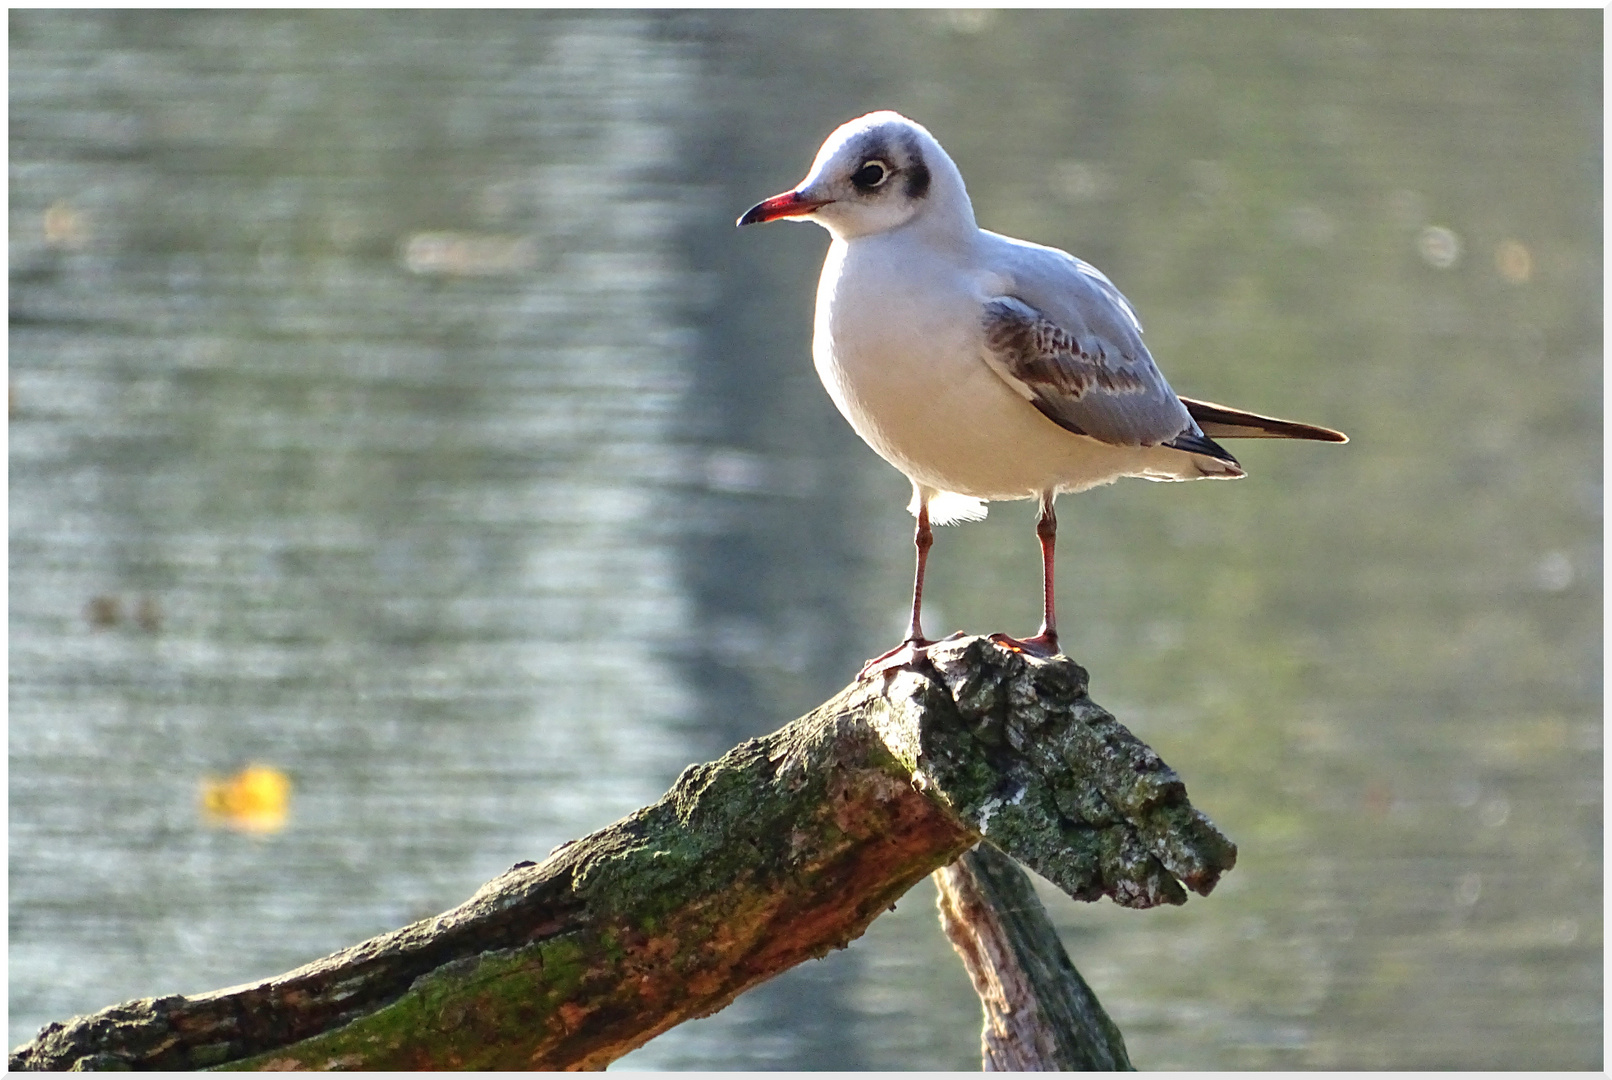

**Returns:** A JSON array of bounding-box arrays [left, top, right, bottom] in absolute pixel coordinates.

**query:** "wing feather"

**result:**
[[1180, 396, 1348, 442], [979, 293, 1193, 448]]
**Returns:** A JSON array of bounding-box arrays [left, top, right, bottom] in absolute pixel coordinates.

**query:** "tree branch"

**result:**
[[936, 843, 1132, 1070], [9, 636, 1235, 1071]]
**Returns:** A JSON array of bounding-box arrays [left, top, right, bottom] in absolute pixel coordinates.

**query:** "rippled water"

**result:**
[[10, 10, 1600, 1069]]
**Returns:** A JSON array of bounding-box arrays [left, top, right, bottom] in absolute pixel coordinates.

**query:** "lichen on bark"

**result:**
[[885, 637, 1237, 907]]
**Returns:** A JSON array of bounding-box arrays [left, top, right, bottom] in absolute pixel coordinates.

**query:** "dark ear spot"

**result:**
[[899, 134, 930, 199], [905, 160, 931, 200]]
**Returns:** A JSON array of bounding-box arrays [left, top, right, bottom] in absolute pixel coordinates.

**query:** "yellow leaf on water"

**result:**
[[200, 765, 291, 834]]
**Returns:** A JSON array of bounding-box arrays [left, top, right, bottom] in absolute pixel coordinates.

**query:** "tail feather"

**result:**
[[913, 488, 988, 524], [1180, 396, 1348, 442]]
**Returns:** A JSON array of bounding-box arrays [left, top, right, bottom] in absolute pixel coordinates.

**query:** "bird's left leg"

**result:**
[[859, 496, 938, 679], [991, 491, 1062, 658]]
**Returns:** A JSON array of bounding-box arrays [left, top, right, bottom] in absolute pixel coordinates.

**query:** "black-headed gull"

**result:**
[[739, 111, 1345, 677]]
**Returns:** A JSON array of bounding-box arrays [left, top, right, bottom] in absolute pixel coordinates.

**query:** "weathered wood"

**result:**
[[936, 843, 1133, 1070], [9, 636, 1235, 1072]]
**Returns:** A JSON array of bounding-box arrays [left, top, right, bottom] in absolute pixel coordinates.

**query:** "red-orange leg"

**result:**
[[859, 502, 936, 678], [990, 492, 1061, 658]]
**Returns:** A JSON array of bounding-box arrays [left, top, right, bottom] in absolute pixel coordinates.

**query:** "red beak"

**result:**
[[737, 189, 832, 226]]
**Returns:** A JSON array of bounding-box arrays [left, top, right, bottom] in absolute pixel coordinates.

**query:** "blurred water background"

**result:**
[[9, 10, 1601, 1069]]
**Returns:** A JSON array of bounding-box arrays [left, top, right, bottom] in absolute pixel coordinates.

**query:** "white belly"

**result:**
[[812, 240, 1167, 502]]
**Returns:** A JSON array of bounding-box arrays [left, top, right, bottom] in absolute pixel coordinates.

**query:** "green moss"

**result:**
[[599, 930, 625, 964], [215, 943, 574, 1071], [536, 937, 586, 1000]]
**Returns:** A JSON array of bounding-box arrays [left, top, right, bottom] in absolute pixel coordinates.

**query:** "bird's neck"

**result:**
[[889, 202, 980, 261]]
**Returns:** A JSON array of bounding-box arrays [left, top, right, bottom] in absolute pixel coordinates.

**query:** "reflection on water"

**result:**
[[9, 10, 1600, 1070]]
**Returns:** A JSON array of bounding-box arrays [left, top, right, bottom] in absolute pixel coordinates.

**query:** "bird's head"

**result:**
[[738, 111, 974, 241]]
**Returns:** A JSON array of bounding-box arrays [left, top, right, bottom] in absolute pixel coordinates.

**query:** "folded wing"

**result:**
[[977, 235, 1345, 459], [979, 294, 1238, 463]]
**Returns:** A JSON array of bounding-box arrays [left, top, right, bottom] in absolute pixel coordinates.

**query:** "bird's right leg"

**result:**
[[859, 499, 937, 679], [990, 491, 1063, 658]]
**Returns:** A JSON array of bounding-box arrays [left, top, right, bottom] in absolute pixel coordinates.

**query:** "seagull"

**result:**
[[738, 111, 1346, 678]]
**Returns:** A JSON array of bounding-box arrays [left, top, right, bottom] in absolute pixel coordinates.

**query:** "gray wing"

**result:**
[[976, 234, 1242, 462], [976, 234, 1209, 449], [981, 292, 1223, 454]]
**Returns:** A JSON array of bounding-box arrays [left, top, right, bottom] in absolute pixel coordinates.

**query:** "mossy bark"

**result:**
[[10, 637, 1235, 1072]]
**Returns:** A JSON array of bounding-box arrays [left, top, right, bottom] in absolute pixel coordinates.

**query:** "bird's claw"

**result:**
[[858, 637, 935, 681], [987, 631, 1061, 659]]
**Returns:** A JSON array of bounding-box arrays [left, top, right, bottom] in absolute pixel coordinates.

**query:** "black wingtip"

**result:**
[[1179, 396, 1348, 443], [1165, 430, 1241, 466]]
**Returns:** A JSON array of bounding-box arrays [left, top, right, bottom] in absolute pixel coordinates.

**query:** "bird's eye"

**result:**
[[851, 160, 891, 190]]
